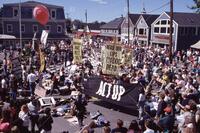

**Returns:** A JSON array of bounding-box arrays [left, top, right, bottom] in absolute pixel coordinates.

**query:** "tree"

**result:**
[[189, 0, 200, 13]]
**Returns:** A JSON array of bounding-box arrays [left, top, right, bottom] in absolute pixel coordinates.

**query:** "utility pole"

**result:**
[[85, 9, 88, 40], [127, 0, 130, 45], [169, 0, 173, 64], [19, 0, 22, 49]]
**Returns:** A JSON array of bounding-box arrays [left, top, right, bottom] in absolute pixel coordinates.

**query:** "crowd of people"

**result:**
[[0, 38, 199, 133]]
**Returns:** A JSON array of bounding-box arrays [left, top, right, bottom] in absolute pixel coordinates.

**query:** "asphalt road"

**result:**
[[51, 102, 137, 133]]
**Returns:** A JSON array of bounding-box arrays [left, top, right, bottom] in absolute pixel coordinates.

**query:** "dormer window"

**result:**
[[51, 9, 56, 19], [13, 8, 18, 17]]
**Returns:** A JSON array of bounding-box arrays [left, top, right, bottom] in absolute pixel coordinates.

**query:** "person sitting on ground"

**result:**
[[127, 120, 141, 133], [103, 125, 111, 133], [143, 119, 155, 133], [38, 108, 53, 133], [111, 119, 128, 133], [0, 110, 11, 133], [80, 121, 95, 133]]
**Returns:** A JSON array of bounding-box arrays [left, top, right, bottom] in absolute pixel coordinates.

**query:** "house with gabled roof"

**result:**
[[99, 17, 124, 41], [135, 14, 159, 45], [121, 14, 141, 44], [151, 12, 200, 51]]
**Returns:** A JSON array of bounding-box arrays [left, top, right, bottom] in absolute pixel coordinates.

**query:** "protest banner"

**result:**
[[83, 76, 142, 110], [102, 43, 122, 76], [73, 39, 82, 64], [40, 30, 49, 46], [123, 47, 133, 67], [39, 48, 45, 73]]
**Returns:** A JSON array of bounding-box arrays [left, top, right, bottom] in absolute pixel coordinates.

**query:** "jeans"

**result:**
[[29, 82, 36, 96], [30, 115, 39, 133], [10, 90, 17, 101]]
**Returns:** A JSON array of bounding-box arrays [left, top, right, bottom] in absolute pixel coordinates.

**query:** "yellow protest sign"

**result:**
[[73, 39, 82, 64], [39, 48, 45, 73]]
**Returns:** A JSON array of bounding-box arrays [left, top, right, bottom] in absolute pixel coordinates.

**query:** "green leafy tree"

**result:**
[[190, 0, 200, 13]]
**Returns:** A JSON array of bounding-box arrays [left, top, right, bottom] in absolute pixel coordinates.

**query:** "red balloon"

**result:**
[[33, 5, 49, 25]]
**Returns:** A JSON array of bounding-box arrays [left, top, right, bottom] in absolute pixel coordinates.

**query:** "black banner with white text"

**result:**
[[83, 76, 142, 110]]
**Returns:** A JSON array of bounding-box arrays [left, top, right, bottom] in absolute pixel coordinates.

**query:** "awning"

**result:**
[[191, 41, 200, 49], [99, 33, 121, 37], [0, 34, 16, 39]]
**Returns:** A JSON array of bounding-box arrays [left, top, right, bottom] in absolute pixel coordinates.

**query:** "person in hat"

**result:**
[[158, 104, 175, 132]]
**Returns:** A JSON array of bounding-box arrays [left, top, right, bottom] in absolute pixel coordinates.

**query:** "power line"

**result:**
[[147, 2, 170, 13]]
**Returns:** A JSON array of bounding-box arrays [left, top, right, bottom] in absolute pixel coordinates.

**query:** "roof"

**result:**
[[100, 17, 124, 29], [191, 40, 200, 49], [166, 12, 200, 26], [3, 1, 63, 8], [87, 23, 102, 31], [129, 14, 142, 25], [141, 14, 159, 26]]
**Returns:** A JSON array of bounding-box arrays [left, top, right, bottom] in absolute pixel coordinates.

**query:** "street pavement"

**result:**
[[52, 102, 137, 133]]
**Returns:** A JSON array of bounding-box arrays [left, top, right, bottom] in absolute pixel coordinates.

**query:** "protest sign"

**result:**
[[73, 39, 82, 64], [102, 44, 122, 75]]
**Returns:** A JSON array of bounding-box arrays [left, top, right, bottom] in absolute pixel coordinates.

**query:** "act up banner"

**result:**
[[83, 76, 142, 110]]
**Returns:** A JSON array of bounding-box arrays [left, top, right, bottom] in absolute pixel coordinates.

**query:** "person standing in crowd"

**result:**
[[27, 70, 37, 96], [27, 97, 40, 133], [50, 73, 62, 95], [38, 108, 53, 133], [3, 57, 7, 76], [1, 76, 7, 100], [73, 93, 87, 127], [156, 92, 167, 120], [127, 120, 141, 133], [111, 119, 128, 133], [18, 104, 30, 133], [9, 73, 18, 101]]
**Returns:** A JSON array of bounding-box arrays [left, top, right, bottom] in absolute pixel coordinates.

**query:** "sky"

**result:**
[[0, 0, 196, 22]]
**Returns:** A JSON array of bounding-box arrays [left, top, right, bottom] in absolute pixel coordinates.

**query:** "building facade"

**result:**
[[1, 1, 67, 48], [121, 14, 141, 44], [135, 14, 159, 45], [100, 17, 124, 42], [151, 12, 200, 51]]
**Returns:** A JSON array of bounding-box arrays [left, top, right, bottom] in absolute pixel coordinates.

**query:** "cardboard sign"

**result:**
[[34, 84, 47, 97], [39, 97, 56, 107], [102, 44, 122, 76], [73, 39, 82, 64]]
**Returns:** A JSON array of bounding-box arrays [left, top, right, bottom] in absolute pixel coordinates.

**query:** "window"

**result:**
[[57, 25, 62, 33], [161, 20, 167, 25], [139, 29, 144, 35], [21, 24, 25, 33], [13, 8, 18, 17], [155, 21, 160, 25], [190, 27, 196, 35], [7, 24, 13, 33], [45, 25, 51, 31], [51, 9, 56, 19], [161, 27, 167, 33], [154, 27, 159, 33], [33, 25, 38, 32]]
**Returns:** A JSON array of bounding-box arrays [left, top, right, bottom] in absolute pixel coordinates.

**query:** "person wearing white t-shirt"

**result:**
[[27, 71, 37, 96]]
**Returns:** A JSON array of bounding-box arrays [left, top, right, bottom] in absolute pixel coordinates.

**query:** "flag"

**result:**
[[40, 30, 49, 46]]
